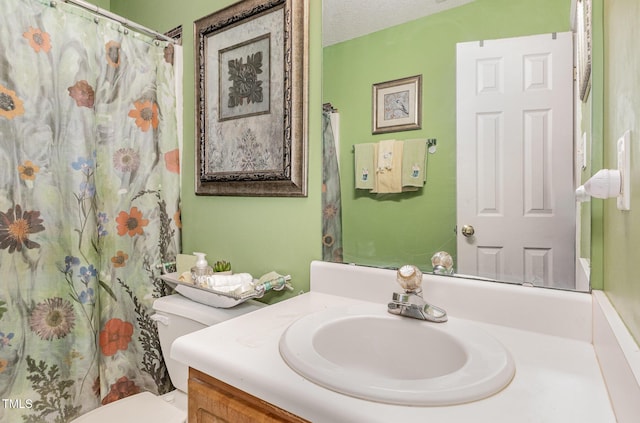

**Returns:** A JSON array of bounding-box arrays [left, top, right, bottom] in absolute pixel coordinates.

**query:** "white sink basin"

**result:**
[[279, 304, 515, 406]]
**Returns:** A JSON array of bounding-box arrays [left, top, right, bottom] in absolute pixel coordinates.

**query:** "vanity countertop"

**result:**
[[171, 290, 616, 422]]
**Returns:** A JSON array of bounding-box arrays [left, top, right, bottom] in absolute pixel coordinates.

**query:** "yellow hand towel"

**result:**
[[375, 140, 403, 193], [354, 143, 375, 190], [377, 139, 395, 172], [402, 138, 428, 189]]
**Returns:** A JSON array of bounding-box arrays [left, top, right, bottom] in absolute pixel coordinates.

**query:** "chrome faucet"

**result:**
[[387, 265, 448, 323]]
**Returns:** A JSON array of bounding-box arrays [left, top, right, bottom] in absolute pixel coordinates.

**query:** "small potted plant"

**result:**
[[213, 260, 232, 274]]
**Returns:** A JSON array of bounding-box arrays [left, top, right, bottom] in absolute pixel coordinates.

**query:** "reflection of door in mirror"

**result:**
[[456, 32, 575, 289], [321, 0, 588, 291]]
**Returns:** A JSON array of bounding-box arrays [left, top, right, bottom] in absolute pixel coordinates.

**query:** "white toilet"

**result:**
[[71, 294, 264, 423]]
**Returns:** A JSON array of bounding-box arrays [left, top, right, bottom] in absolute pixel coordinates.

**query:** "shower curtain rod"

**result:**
[[61, 0, 176, 43]]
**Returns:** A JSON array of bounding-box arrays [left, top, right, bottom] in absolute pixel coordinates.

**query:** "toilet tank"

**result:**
[[152, 294, 264, 392]]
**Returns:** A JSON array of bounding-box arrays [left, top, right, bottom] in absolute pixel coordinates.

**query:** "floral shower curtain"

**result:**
[[0, 1, 182, 422], [322, 109, 342, 262]]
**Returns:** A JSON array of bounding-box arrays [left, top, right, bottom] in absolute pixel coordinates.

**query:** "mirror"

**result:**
[[322, 0, 592, 291]]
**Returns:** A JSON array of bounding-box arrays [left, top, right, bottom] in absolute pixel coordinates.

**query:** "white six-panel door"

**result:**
[[456, 32, 575, 288]]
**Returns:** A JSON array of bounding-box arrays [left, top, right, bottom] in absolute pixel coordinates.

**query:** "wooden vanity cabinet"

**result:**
[[188, 368, 310, 423]]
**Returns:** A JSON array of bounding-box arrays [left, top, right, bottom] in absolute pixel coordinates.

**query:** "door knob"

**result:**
[[461, 225, 475, 237]]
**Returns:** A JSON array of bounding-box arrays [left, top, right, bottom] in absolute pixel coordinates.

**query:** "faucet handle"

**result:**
[[396, 265, 422, 291]]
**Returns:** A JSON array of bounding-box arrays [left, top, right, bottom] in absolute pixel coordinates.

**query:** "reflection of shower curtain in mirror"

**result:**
[[0, 0, 182, 421], [322, 110, 343, 262]]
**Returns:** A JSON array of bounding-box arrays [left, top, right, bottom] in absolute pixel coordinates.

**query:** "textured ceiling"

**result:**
[[322, 0, 476, 47]]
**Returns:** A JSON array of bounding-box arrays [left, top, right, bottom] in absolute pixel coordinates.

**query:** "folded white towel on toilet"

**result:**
[[204, 273, 254, 293]]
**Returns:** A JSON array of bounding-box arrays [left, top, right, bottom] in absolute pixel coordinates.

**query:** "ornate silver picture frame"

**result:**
[[577, 0, 592, 102], [195, 0, 308, 196]]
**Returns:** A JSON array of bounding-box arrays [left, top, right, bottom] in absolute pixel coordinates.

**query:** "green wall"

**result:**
[[323, 0, 571, 271], [110, 0, 323, 302], [85, 0, 110, 9], [601, 0, 640, 342]]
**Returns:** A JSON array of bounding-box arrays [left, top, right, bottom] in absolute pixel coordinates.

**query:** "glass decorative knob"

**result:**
[[396, 265, 422, 291]]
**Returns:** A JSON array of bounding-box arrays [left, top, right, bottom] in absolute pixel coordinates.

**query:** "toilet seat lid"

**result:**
[[72, 392, 185, 423]]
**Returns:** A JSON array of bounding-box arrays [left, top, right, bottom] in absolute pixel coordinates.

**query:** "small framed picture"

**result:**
[[372, 75, 422, 134]]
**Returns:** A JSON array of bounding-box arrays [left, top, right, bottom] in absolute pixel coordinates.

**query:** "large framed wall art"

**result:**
[[195, 0, 308, 196]]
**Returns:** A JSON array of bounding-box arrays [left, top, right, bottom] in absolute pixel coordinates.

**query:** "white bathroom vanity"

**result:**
[[171, 261, 639, 422]]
